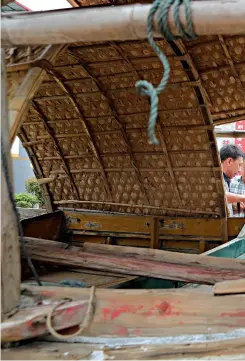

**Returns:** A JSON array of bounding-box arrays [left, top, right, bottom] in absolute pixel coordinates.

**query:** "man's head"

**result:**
[[220, 144, 244, 178]]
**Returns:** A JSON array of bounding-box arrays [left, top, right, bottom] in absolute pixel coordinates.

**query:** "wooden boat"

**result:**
[[1, 0, 245, 359]]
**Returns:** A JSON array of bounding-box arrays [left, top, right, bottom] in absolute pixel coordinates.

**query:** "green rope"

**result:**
[[136, 0, 197, 145]]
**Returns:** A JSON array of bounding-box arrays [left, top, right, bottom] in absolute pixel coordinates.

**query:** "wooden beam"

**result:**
[[9, 45, 63, 145], [1, 49, 21, 320], [2, 1, 245, 47], [22, 238, 245, 284], [20, 284, 245, 338]]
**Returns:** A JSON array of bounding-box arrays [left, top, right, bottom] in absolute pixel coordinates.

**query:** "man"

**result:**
[[230, 157, 245, 216], [220, 144, 245, 216]]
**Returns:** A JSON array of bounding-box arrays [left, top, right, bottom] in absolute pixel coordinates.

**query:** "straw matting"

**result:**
[[5, 7, 245, 218]]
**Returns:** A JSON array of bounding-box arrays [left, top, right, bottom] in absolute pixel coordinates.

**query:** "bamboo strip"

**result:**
[[54, 199, 220, 215], [49, 166, 221, 173], [2, 1, 245, 46]]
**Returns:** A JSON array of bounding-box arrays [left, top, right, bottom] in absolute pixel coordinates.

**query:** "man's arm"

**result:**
[[226, 192, 245, 203]]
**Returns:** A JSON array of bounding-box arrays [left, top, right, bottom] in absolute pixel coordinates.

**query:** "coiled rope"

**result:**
[[136, 0, 197, 145]]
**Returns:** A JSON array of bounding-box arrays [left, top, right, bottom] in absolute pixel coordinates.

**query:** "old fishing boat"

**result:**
[[1, 0, 245, 359]]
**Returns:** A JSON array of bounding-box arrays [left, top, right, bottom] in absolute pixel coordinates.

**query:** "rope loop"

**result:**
[[136, 0, 197, 145], [46, 286, 95, 341]]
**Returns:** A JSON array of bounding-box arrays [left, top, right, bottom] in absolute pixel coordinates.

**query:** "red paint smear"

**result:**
[[103, 304, 144, 321], [116, 326, 128, 336], [144, 301, 180, 317], [220, 311, 245, 318]]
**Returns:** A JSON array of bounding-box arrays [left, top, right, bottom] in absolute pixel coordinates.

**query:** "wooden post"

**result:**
[[1, 49, 21, 320], [150, 217, 160, 249]]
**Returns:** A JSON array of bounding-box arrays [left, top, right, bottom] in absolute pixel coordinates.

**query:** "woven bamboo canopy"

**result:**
[[5, 0, 245, 218]]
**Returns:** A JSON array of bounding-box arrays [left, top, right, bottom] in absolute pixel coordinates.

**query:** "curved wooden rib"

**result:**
[[167, 40, 227, 221], [31, 101, 80, 200], [9, 45, 64, 145], [68, 48, 150, 205], [40, 62, 113, 201], [18, 129, 54, 212]]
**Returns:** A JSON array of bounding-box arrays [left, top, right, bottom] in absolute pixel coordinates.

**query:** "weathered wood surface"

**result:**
[[23, 238, 245, 284], [2, 337, 245, 360], [1, 299, 91, 342], [1, 49, 20, 320], [19, 285, 245, 338], [214, 279, 245, 295]]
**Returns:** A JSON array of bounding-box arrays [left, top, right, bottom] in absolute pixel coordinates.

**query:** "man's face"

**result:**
[[227, 156, 244, 178]]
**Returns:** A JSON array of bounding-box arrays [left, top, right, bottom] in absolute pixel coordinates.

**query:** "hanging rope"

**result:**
[[1, 134, 42, 286], [46, 286, 96, 340], [136, 0, 197, 145]]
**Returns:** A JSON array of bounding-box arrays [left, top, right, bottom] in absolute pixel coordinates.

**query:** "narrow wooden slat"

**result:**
[[214, 279, 245, 295]]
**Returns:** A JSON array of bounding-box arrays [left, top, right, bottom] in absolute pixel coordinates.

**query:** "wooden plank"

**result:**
[[2, 337, 245, 360], [214, 279, 245, 295], [1, 299, 91, 342], [1, 48, 20, 320], [20, 285, 245, 338], [64, 211, 245, 239], [23, 238, 245, 284]]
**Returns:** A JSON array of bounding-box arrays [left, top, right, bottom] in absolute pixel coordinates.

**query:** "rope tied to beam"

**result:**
[[46, 286, 96, 340], [136, 0, 197, 145]]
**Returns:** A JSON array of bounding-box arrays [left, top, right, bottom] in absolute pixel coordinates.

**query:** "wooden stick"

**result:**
[[215, 131, 245, 138], [22, 238, 245, 284], [54, 199, 220, 216], [20, 284, 245, 338], [214, 279, 245, 295], [2, 1, 245, 46]]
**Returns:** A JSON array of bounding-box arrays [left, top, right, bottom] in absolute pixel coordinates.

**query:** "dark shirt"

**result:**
[[223, 172, 231, 191]]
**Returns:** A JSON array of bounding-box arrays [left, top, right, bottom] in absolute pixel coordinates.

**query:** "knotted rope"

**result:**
[[46, 286, 95, 340], [136, 0, 197, 145]]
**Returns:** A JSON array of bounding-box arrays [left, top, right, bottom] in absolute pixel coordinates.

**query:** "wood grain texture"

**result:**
[[22, 238, 245, 284], [20, 284, 245, 338], [1, 49, 20, 320]]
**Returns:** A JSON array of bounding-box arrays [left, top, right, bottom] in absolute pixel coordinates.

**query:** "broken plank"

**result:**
[[20, 285, 245, 338], [214, 279, 245, 295], [23, 238, 245, 285], [1, 299, 91, 342], [82, 242, 245, 271]]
